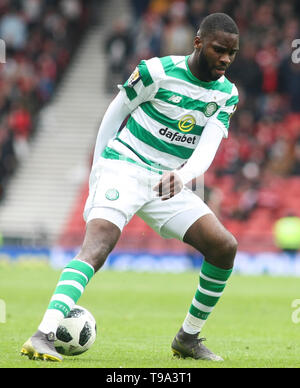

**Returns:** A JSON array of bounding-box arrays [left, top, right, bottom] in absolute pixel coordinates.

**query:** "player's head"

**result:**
[[192, 13, 239, 81]]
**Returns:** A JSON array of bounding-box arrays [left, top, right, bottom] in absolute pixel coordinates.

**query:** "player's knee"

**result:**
[[220, 233, 238, 263], [77, 219, 120, 272], [204, 232, 238, 268]]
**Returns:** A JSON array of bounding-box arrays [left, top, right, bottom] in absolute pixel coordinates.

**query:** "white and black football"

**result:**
[[55, 305, 97, 356]]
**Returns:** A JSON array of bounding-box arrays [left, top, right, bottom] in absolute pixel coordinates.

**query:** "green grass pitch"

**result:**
[[0, 260, 300, 368]]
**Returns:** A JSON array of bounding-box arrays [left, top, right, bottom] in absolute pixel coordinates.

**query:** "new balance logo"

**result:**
[[168, 95, 182, 104]]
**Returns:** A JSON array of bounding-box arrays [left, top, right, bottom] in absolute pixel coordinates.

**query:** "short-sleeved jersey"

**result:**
[[108, 55, 238, 171]]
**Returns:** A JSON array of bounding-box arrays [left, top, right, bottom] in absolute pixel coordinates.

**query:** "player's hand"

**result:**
[[153, 171, 183, 201]]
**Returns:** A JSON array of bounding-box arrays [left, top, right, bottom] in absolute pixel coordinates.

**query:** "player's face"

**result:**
[[194, 31, 239, 81]]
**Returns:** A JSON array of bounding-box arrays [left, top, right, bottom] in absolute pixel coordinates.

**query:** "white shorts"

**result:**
[[84, 157, 212, 241]]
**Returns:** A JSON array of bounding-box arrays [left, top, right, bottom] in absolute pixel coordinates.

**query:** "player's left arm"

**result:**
[[153, 122, 224, 200], [92, 91, 131, 166], [154, 94, 238, 200]]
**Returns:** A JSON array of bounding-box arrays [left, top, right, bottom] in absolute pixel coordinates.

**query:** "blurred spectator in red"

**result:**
[[8, 102, 32, 138], [7, 101, 32, 160]]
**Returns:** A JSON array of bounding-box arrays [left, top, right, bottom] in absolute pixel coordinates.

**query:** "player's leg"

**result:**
[[183, 213, 237, 269], [21, 217, 122, 361], [138, 188, 237, 360], [38, 217, 121, 333], [171, 213, 237, 360], [74, 217, 122, 272], [21, 153, 150, 361]]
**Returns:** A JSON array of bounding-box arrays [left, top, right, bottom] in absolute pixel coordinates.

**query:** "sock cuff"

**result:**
[[65, 259, 95, 282], [201, 260, 232, 282], [48, 300, 71, 317]]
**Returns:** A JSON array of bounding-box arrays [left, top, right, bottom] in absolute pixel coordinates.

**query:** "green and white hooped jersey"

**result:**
[[110, 55, 238, 171]]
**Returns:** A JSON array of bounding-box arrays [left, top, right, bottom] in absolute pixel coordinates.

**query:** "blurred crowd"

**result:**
[[106, 0, 300, 223], [0, 0, 93, 201], [1, 0, 300, 247]]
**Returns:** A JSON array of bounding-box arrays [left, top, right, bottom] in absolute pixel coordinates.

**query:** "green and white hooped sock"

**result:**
[[182, 260, 232, 335], [38, 259, 94, 334]]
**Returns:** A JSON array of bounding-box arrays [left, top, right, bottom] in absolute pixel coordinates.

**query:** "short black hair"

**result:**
[[198, 13, 239, 38]]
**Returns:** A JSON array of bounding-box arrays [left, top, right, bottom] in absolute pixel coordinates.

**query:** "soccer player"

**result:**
[[21, 13, 239, 362]]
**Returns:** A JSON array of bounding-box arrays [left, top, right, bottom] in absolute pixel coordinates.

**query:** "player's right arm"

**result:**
[[92, 91, 130, 166], [92, 60, 157, 166], [153, 123, 224, 200]]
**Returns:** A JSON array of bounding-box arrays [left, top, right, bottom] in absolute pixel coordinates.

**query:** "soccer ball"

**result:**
[[54, 305, 97, 356]]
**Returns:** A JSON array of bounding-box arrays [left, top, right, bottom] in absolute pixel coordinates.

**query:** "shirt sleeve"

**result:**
[[175, 85, 239, 184], [118, 59, 157, 112], [92, 91, 131, 166], [175, 121, 224, 185]]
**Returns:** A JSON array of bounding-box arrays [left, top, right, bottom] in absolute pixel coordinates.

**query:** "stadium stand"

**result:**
[[1, 0, 300, 254], [0, 0, 103, 244], [0, 0, 94, 201]]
